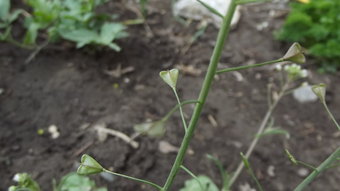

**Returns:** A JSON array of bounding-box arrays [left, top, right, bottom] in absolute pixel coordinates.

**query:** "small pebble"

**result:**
[[267, 165, 275, 177], [297, 168, 309, 177], [124, 77, 130, 83], [100, 172, 115, 182], [293, 85, 318, 103]]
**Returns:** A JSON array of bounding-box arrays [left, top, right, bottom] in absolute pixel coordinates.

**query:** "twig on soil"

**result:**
[[94, 125, 139, 149], [25, 40, 49, 64], [73, 141, 94, 157]]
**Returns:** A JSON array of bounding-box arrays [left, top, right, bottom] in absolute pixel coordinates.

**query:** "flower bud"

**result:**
[[77, 154, 104, 175], [159, 69, 179, 89]]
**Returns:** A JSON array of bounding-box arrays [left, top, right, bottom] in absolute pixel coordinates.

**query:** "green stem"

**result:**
[[297, 161, 318, 172], [173, 89, 188, 132], [229, 81, 290, 187], [294, 147, 340, 191], [216, 58, 284, 74], [322, 102, 340, 131], [163, 100, 200, 121], [180, 165, 204, 190], [103, 169, 162, 190], [240, 153, 264, 191], [161, 1, 238, 190]]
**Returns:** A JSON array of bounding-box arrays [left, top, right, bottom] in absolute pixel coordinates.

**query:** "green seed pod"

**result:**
[[77, 154, 104, 175], [283, 43, 306, 64], [159, 69, 179, 89], [312, 83, 326, 103]]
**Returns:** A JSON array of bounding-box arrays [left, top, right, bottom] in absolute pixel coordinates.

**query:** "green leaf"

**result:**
[[107, 43, 121, 51], [133, 120, 166, 138], [180, 175, 219, 191], [159, 69, 179, 89], [0, 0, 10, 20], [57, 173, 107, 191], [196, 0, 224, 19], [206, 154, 230, 190], [8, 9, 24, 23], [77, 154, 104, 175], [99, 23, 126, 44], [99, 23, 127, 43], [23, 22, 40, 45], [139, 0, 148, 17], [240, 153, 264, 191], [8, 173, 41, 191], [60, 29, 98, 47], [0, 26, 11, 40], [256, 127, 290, 139]]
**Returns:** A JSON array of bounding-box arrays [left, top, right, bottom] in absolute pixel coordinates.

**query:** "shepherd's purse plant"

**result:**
[[76, 0, 340, 190]]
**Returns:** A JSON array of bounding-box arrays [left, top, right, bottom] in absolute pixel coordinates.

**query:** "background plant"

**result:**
[[8, 172, 107, 191], [1, 0, 128, 51], [276, 0, 340, 72]]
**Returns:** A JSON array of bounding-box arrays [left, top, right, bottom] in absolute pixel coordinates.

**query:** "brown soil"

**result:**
[[1, 1, 339, 191]]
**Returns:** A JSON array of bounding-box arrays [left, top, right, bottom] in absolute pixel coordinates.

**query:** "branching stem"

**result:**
[[173, 89, 188, 132], [161, 1, 238, 190], [322, 102, 340, 131], [103, 169, 162, 190], [229, 81, 290, 187], [216, 58, 284, 74], [294, 147, 340, 191]]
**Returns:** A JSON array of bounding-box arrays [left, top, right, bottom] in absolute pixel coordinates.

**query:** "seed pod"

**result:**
[[77, 154, 104, 175], [159, 69, 179, 89]]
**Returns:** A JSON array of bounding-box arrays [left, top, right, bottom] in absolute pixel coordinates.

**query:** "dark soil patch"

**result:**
[[1, 1, 339, 191]]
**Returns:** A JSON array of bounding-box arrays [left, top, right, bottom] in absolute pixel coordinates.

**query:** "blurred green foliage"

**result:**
[[8, 172, 107, 191], [1, 0, 127, 51], [276, 0, 340, 72]]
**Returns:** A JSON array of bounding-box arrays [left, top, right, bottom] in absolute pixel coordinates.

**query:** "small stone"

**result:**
[[158, 141, 179, 154], [124, 78, 130, 83], [293, 85, 318, 103], [239, 183, 256, 191], [11, 145, 20, 151], [297, 168, 309, 177], [100, 172, 116, 182], [256, 21, 269, 31], [0, 88, 4, 95], [255, 73, 262, 80], [267, 165, 275, 177]]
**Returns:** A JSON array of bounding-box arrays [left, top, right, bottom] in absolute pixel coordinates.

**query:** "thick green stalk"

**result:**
[[216, 58, 284, 74], [294, 147, 340, 191], [161, 1, 238, 190]]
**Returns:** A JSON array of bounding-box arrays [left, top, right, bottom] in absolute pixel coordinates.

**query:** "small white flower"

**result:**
[[13, 174, 20, 182], [301, 69, 308, 78]]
